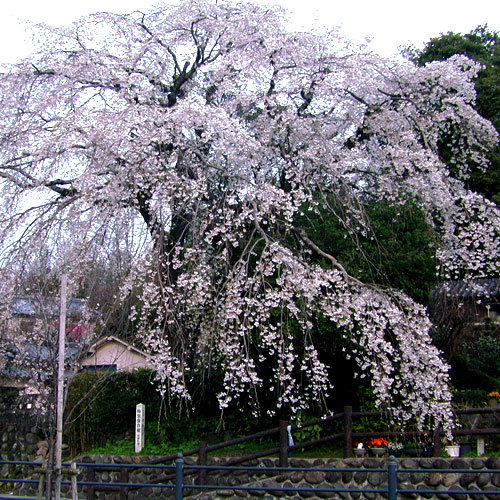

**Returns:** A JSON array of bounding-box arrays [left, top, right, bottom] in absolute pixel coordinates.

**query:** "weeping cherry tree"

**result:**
[[0, 0, 499, 433]]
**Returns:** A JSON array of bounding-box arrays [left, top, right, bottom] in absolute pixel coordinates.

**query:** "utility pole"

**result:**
[[55, 274, 67, 500]]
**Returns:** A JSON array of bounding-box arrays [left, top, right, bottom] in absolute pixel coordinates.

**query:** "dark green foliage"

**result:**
[[452, 389, 489, 408], [289, 199, 438, 411], [411, 26, 500, 204], [450, 336, 500, 392], [296, 199, 437, 304], [64, 369, 162, 453], [64, 369, 275, 454]]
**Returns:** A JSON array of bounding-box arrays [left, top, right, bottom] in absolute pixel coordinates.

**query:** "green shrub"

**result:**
[[64, 369, 161, 454]]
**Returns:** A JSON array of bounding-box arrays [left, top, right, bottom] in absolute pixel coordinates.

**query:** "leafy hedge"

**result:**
[[64, 369, 267, 454], [64, 369, 162, 453]]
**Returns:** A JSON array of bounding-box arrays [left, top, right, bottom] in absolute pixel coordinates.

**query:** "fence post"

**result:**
[[344, 406, 353, 458], [71, 463, 78, 500], [119, 466, 129, 500], [279, 420, 289, 467], [387, 455, 398, 500], [197, 439, 207, 486], [87, 467, 95, 500], [433, 426, 442, 457], [175, 453, 184, 500], [37, 458, 46, 500]]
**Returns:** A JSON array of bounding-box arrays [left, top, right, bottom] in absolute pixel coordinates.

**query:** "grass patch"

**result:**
[[84, 438, 344, 458], [86, 439, 199, 457]]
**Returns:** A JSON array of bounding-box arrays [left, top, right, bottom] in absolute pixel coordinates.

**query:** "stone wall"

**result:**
[[0, 421, 41, 462], [11, 455, 500, 499], [0, 417, 43, 494]]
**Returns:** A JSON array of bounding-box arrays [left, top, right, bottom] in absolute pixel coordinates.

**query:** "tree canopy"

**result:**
[[1, 0, 499, 431], [410, 26, 500, 204]]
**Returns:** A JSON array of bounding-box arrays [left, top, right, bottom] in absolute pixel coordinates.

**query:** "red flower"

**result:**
[[367, 438, 389, 448]]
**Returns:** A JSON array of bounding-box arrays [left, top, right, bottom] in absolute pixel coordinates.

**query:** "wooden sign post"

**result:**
[[135, 404, 145, 453]]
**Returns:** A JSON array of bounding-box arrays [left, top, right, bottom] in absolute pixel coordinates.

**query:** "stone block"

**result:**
[[342, 470, 353, 483], [448, 484, 467, 500], [297, 482, 316, 498], [451, 458, 468, 469], [459, 472, 478, 487], [348, 489, 361, 499], [362, 457, 380, 469], [486, 457, 500, 469], [443, 473, 460, 487], [424, 472, 441, 487], [353, 470, 367, 484], [304, 470, 325, 484], [228, 476, 241, 486], [477, 472, 492, 487], [465, 485, 486, 500], [418, 458, 434, 469], [416, 483, 434, 499], [398, 471, 410, 482], [484, 485, 500, 500], [491, 471, 500, 487], [325, 470, 341, 482], [400, 459, 418, 469], [290, 471, 305, 483], [472, 458, 487, 469], [367, 471, 384, 487], [216, 489, 235, 497], [317, 482, 337, 498], [432, 458, 449, 469], [398, 482, 417, 499]]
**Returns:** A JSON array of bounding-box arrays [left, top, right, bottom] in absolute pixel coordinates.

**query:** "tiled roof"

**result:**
[[11, 296, 89, 318], [433, 279, 500, 299]]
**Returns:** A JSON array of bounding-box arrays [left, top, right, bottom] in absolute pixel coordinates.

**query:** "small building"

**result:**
[[80, 336, 153, 373], [431, 278, 500, 332]]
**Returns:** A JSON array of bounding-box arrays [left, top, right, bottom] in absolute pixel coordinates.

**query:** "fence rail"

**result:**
[[130, 405, 500, 474], [2, 456, 500, 499], [67, 404, 500, 496], [2, 405, 500, 498]]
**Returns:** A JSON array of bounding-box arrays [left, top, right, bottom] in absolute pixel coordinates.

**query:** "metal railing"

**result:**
[[2, 456, 500, 499]]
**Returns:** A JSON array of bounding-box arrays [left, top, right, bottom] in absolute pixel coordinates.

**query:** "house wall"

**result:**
[[81, 341, 151, 372]]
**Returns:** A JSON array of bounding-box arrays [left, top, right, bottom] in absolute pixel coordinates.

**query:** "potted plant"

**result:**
[[388, 441, 403, 457], [488, 391, 500, 408], [353, 442, 366, 457], [445, 442, 460, 457], [367, 437, 389, 456]]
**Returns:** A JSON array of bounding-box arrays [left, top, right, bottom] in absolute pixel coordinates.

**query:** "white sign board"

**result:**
[[135, 403, 145, 453]]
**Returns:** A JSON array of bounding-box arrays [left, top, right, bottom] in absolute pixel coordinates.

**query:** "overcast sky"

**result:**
[[0, 0, 498, 63]]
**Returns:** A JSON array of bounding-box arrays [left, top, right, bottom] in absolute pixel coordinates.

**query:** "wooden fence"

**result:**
[[82, 404, 500, 494]]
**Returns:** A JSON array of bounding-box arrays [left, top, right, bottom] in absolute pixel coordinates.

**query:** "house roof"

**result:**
[[0, 342, 83, 380], [433, 279, 500, 299], [11, 296, 90, 318], [86, 336, 150, 359]]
